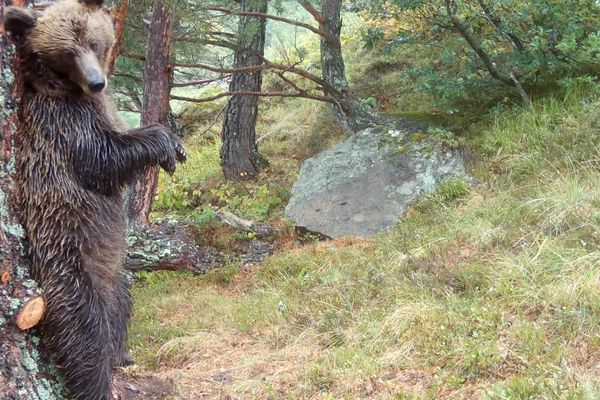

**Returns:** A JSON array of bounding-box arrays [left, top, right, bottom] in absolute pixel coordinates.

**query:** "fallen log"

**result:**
[[125, 220, 222, 273], [124, 212, 281, 274]]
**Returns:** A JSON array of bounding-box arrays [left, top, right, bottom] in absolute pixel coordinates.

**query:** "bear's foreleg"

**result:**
[[119, 124, 186, 176], [71, 124, 186, 193]]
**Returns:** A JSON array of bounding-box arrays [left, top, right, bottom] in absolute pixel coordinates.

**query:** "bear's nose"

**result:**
[[88, 79, 106, 93]]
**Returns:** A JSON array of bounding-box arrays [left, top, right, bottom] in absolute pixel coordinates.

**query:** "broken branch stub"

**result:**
[[16, 296, 45, 330]]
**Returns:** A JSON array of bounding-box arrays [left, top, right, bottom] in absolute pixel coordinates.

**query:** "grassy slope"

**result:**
[[129, 85, 600, 399]]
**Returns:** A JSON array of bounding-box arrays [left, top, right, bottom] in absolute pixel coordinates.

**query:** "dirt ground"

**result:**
[[115, 330, 320, 400]]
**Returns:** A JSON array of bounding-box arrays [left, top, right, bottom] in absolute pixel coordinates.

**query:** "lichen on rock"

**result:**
[[285, 124, 473, 238]]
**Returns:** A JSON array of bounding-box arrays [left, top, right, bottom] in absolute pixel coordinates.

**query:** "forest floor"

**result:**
[[123, 86, 600, 399]]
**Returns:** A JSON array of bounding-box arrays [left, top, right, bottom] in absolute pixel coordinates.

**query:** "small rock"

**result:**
[[125, 383, 140, 393], [211, 371, 234, 383]]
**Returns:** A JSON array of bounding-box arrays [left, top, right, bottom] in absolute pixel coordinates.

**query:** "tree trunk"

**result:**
[[319, 0, 375, 134], [108, 0, 129, 75], [0, 2, 65, 397], [220, 0, 268, 181], [125, 0, 173, 226]]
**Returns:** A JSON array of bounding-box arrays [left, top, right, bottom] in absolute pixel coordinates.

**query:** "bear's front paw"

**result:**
[[161, 133, 186, 175], [159, 152, 177, 175], [145, 125, 183, 174], [171, 136, 187, 163]]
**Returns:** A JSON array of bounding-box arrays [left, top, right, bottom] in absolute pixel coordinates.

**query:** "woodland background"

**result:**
[[1, 0, 599, 398]]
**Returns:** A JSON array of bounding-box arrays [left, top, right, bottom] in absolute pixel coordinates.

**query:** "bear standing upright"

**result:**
[[4, 0, 186, 399]]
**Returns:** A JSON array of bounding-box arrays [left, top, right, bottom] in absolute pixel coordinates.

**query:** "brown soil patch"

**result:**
[[155, 330, 319, 399]]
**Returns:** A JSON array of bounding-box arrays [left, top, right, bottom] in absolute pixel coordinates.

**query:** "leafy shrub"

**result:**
[[358, 0, 600, 112]]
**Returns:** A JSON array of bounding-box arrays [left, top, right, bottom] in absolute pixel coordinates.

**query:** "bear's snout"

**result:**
[[74, 51, 107, 94], [88, 76, 106, 93]]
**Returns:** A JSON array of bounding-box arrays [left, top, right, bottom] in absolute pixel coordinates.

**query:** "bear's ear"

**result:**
[[3, 7, 39, 39], [78, 0, 105, 5]]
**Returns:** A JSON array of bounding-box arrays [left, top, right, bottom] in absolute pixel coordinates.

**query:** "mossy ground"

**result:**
[[128, 85, 600, 399]]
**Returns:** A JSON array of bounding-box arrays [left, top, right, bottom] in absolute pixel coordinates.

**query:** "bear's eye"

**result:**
[[62, 50, 76, 61], [90, 42, 99, 52]]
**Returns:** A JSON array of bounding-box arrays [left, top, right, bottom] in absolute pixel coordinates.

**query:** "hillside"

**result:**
[[125, 83, 600, 399]]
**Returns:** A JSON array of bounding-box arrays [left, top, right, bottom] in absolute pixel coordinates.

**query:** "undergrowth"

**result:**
[[153, 98, 344, 222]]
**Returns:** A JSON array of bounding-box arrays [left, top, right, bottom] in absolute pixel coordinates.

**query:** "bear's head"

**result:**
[[4, 0, 114, 95]]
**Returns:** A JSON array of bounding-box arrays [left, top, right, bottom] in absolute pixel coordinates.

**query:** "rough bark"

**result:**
[[125, 0, 173, 226], [318, 0, 376, 134], [108, 0, 129, 75], [0, 1, 65, 397], [220, 0, 267, 181]]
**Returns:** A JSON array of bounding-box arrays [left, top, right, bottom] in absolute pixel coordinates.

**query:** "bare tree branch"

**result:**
[[444, 0, 512, 86], [112, 86, 143, 112], [112, 72, 143, 83], [275, 71, 306, 94], [172, 76, 231, 88], [171, 90, 334, 103], [196, 103, 228, 138], [121, 51, 146, 62], [298, 0, 325, 23], [261, 57, 342, 98], [509, 72, 531, 110], [199, 39, 239, 50], [172, 61, 268, 74], [134, 54, 343, 99], [444, 0, 531, 108], [207, 6, 336, 43], [475, 0, 524, 51]]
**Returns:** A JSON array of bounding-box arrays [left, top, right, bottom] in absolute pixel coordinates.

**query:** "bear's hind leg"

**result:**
[[42, 274, 115, 400], [111, 273, 133, 368]]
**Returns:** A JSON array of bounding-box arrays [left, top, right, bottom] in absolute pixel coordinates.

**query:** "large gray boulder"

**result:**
[[285, 125, 470, 238]]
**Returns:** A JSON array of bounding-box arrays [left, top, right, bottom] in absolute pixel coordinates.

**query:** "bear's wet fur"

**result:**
[[4, 1, 185, 399]]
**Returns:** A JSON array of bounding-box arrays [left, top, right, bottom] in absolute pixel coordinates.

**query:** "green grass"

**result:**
[[129, 86, 600, 398]]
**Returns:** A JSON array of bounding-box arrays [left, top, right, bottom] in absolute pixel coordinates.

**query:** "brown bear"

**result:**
[[4, 1, 186, 399]]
